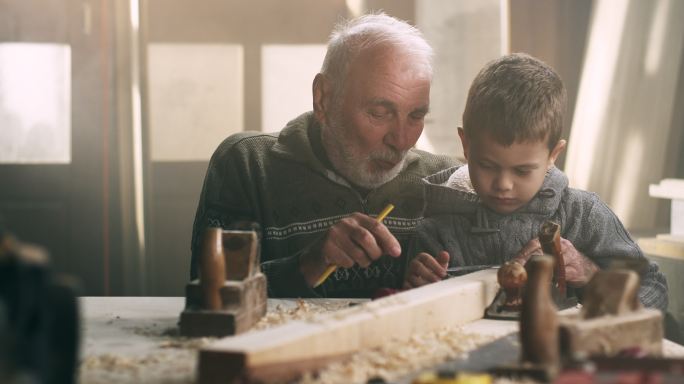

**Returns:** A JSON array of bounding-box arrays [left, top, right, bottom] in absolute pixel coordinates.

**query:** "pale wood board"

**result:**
[[198, 269, 500, 383]]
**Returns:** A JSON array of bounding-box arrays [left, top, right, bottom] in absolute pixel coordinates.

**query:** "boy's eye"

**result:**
[[515, 168, 532, 176]]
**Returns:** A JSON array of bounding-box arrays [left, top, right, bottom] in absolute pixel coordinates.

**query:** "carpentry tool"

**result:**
[[558, 268, 663, 360], [520, 254, 560, 374], [313, 203, 395, 288], [0, 222, 80, 384], [539, 221, 567, 298], [179, 227, 267, 337], [446, 265, 497, 277], [485, 220, 577, 319]]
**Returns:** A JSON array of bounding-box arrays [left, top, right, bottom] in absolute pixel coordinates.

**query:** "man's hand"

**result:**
[[403, 251, 450, 289], [513, 237, 598, 287], [300, 212, 401, 287]]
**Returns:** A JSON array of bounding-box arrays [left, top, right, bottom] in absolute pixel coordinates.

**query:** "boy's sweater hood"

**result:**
[[422, 164, 567, 218]]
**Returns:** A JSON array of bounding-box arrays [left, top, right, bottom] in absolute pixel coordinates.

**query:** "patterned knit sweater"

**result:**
[[190, 112, 456, 298]]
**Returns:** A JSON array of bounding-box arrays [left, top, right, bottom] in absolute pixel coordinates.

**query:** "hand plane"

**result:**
[[485, 221, 577, 320], [179, 227, 267, 337]]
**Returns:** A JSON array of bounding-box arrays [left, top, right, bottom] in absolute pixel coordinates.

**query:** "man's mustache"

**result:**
[[369, 148, 406, 164]]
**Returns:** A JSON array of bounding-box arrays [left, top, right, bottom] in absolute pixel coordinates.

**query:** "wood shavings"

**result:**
[[299, 325, 497, 384], [80, 351, 196, 384], [158, 337, 213, 350], [80, 328, 215, 383], [252, 299, 352, 330]]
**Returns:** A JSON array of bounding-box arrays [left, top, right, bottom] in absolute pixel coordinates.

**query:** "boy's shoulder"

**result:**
[[407, 150, 460, 176], [558, 187, 620, 227], [562, 186, 603, 206]]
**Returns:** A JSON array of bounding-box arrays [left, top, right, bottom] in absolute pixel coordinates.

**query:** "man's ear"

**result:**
[[312, 73, 332, 126], [548, 139, 567, 169], [458, 127, 469, 160]]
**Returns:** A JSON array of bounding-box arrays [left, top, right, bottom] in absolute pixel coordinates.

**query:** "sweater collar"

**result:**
[[423, 164, 568, 216]]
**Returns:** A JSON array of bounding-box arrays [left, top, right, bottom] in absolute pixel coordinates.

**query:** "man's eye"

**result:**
[[369, 110, 387, 119], [410, 111, 427, 120], [515, 169, 532, 176]]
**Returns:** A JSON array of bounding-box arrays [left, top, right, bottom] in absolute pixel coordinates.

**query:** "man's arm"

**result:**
[[191, 137, 323, 298]]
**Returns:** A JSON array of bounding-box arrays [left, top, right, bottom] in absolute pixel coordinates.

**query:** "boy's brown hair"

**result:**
[[462, 53, 567, 151]]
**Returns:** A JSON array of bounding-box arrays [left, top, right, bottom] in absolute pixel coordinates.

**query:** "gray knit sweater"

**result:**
[[190, 112, 456, 298], [410, 165, 669, 311]]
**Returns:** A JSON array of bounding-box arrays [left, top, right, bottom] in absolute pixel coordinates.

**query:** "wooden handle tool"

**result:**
[[313, 204, 394, 288], [199, 228, 226, 310], [520, 254, 559, 371], [539, 221, 566, 298]]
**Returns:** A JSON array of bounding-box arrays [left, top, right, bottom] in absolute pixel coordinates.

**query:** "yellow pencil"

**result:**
[[313, 203, 395, 288]]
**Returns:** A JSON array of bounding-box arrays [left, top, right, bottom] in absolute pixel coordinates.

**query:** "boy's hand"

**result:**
[[403, 251, 450, 289], [559, 238, 598, 287], [513, 238, 598, 287]]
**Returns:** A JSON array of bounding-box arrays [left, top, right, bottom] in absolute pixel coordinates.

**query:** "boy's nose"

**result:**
[[493, 173, 513, 191]]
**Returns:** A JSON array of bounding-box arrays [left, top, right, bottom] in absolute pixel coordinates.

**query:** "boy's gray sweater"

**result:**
[[411, 165, 668, 311]]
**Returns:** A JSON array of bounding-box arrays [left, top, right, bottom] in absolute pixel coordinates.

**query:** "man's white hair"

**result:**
[[320, 12, 433, 100]]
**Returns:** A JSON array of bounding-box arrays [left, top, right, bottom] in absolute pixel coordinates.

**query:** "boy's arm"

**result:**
[[513, 237, 599, 287], [404, 217, 459, 288], [564, 193, 669, 311], [404, 251, 449, 289]]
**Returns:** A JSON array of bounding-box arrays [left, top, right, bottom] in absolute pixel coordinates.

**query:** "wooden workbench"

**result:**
[[79, 297, 684, 384]]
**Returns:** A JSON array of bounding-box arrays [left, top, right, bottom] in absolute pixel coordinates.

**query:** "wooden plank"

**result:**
[[197, 268, 499, 384]]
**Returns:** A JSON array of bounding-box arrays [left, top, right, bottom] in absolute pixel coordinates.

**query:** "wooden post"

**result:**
[[520, 254, 559, 371], [539, 221, 566, 298], [200, 228, 226, 310]]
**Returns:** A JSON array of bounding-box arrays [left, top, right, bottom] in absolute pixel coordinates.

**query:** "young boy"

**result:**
[[404, 53, 668, 311]]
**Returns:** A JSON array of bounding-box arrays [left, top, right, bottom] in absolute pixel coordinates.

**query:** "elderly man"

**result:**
[[190, 13, 456, 298]]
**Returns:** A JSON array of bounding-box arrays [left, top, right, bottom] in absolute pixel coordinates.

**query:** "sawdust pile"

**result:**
[[299, 326, 497, 384], [252, 299, 354, 330], [80, 350, 197, 384], [79, 325, 214, 383]]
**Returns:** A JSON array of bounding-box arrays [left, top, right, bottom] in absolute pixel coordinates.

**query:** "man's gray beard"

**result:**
[[321, 120, 407, 190]]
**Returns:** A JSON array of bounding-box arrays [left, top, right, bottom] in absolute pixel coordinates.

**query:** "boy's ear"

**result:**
[[313, 73, 332, 126], [547, 139, 567, 168], [458, 127, 469, 160]]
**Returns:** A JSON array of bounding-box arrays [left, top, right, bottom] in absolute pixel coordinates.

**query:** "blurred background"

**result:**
[[1, 0, 682, 296]]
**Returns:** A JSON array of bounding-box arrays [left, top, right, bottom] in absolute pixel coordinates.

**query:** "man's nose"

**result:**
[[384, 119, 417, 152]]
